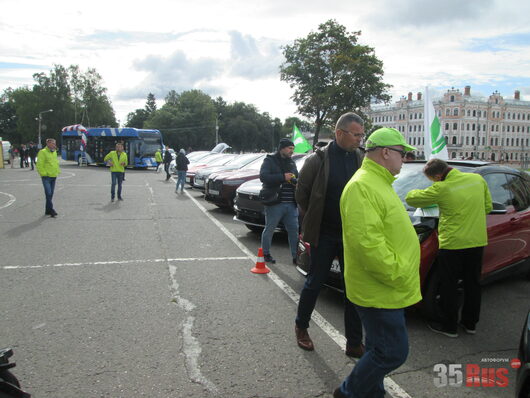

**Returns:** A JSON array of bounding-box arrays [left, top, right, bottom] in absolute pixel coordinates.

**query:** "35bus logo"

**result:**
[[433, 362, 518, 387]]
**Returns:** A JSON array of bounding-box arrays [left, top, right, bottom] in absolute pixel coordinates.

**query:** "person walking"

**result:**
[[294, 112, 365, 357], [175, 149, 189, 194], [155, 148, 163, 172], [334, 128, 421, 398], [405, 158, 492, 337], [19, 144, 27, 168], [104, 142, 128, 202], [259, 138, 299, 264], [163, 146, 172, 181], [36, 138, 61, 217], [8, 145, 15, 168], [28, 142, 38, 170]]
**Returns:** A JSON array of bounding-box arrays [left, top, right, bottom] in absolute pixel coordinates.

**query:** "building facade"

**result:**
[[366, 86, 530, 166]]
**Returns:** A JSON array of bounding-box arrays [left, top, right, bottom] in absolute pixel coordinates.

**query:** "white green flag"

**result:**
[[292, 123, 312, 153], [424, 87, 448, 160]]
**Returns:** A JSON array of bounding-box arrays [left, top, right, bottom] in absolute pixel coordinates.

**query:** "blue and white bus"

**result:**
[[61, 125, 163, 168]]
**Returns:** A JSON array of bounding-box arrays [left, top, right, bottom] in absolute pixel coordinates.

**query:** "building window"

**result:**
[[446, 109, 450, 116], [452, 123, 457, 130], [473, 110, 476, 117], [466, 136, 469, 145], [467, 110, 471, 116], [472, 123, 475, 131], [467, 123, 470, 131], [452, 152, 456, 159], [454, 108, 458, 116], [445, 123, 449, 130], [452, 136, 457, 144], [450, 95, 455, 102]]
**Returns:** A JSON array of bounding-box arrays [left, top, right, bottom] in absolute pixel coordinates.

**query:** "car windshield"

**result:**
[[208, 154, 238, 166], [226, 153, 264, 168], [393, 163, 477, 211]]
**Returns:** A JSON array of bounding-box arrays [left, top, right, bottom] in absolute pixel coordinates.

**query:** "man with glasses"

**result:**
[[334, 128, 420, 398], [294, 112, 364, 357]]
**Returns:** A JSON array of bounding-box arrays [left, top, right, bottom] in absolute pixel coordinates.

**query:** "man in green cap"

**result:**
[[334, 128, 421, 398]]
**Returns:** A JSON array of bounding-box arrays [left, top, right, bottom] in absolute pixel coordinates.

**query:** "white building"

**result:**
[[366, 86, 530, 165]]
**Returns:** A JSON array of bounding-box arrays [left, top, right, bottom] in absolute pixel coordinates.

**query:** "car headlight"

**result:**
[[224, 179, 246, 186]]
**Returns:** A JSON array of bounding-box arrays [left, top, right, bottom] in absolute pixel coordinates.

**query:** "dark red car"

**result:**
[[296, 160, 530, 318]]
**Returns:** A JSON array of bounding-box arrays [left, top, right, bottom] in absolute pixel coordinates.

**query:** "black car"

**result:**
[[296, 160, 530, 318], [233, 155, 308, 232], [517, 310, 530, 398]]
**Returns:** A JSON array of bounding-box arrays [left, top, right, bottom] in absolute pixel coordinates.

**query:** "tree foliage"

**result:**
[[1, 64, 116, 144], [280, 19, 391, 144]]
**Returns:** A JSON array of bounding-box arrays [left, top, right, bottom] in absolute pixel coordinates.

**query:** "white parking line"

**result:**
[[1, 257, 249, 270], [183, 189, 413, 398], [0, 192, 16, 210]]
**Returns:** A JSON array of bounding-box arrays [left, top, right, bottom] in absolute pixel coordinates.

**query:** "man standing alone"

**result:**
[[335, 128, 421, 398], [163, 146, 172, 181], [294, 112, 364, 357], [36, 138, 61, 217], [259, 138, 299, 264], [104, 142, 128, 202], [406, 158, 492, 337]]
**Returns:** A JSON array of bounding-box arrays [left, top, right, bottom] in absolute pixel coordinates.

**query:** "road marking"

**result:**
[[184, 189, 413, 398], [1, 257, 248, 270], [0, 192, 16, 210]]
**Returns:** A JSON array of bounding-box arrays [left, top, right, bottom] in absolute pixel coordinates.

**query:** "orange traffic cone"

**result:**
[[251, 247, 270, 274]]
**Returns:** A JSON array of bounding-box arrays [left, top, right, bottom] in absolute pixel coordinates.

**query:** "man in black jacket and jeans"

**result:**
[[259, 138, 299, 264], [163, 146, 172, 181]]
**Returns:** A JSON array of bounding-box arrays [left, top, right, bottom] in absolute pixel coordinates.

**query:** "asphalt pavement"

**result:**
[[1, 161, 529, 398]]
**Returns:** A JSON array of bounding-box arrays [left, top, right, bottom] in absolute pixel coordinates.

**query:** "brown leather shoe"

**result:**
[[295, 326, 314, 351], [345, 343, 365, 358]]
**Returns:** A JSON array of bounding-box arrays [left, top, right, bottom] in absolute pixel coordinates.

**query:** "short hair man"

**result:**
[[259, 138, 299, 264], [334, 128, 421, 398], [36, 138, 61, 217], [294, 112, 364, 357], [406, 158, 492, 337], [104, 142, 128, 202]]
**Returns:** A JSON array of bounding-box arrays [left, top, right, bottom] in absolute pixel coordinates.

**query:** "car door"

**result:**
[[503, 172, 530, 264], [481, 172, 518, 275]]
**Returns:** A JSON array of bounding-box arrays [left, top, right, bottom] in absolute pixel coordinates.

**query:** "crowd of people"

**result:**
[[258, 113, 492, 398], [11, 119, 492, 397], [7, 143, 39, 170]]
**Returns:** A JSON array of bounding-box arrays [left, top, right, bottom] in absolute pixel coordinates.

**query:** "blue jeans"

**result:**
[[296, 232, 362, 346], [261, 202, 299, 259], [111, 172, 124, 199], [41, 177, 56, 213], [339, 306, 409, 398], [176, 170, 186, 191]]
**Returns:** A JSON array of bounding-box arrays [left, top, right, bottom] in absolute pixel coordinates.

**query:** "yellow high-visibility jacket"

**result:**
[[340, 158, 421, 309], [36, 147, 61, 177], [103, 151, 128, 173], [406, 168, 492, 250]]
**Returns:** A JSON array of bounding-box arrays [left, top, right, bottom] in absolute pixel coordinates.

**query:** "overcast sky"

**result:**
[[1, 0, 530, 126]]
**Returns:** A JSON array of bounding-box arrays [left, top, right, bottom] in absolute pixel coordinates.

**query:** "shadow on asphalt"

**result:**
[[94, 201, 122, 212], [5, 215, 47, 237]]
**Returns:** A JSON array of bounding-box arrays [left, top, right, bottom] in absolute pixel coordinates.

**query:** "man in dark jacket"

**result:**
[[259, 138, 299, 264], [175, 149, 190, 194], [294, 112, 365, 357], [28, 142, 38, 170], [163, 146, 173, 181]]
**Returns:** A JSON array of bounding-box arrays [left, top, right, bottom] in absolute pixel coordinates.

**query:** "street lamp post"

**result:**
[[37, 109, 53, 148]]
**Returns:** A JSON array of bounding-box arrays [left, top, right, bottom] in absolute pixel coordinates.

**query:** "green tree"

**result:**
[[280, 19, 391, 145], [145, 93, 157, 114], [0, 89, 18, 143]]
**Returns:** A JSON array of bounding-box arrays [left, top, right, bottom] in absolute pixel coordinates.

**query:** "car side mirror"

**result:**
[[490, 201, 507, 214]]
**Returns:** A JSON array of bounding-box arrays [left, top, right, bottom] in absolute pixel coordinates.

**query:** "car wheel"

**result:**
[[245, 224, 263, 233]]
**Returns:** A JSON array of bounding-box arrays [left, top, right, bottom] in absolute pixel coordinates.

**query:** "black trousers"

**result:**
[[164, 162, 171, 179], [438, 247, 484, 331]]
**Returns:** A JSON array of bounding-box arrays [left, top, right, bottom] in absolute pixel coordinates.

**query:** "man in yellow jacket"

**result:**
[[104, 142, 128, 202], [406, 158, 492, 338], [334, 128, 420, 398], [36, 138, 61, 217]]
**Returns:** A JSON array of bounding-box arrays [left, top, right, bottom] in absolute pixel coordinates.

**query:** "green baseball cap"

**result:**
[[366, 128, 417, 152]]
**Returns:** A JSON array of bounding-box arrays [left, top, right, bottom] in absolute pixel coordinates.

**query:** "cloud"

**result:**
[[77, 29, 211, 48], [0, 62, 49, 70], [117, 50, 224, 100], [465, 32, 530, 52], [367, 0, 494, 27], [228, 31, 283, 79]]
